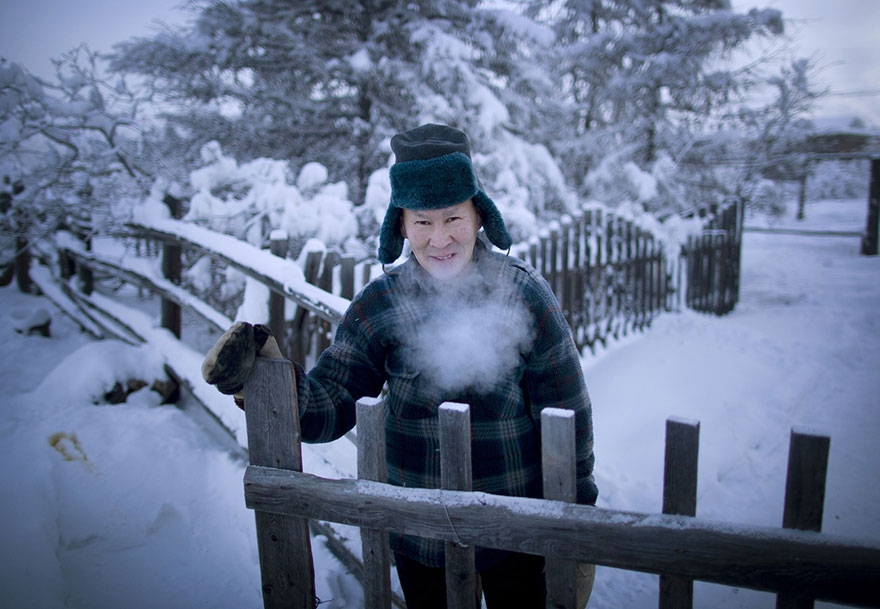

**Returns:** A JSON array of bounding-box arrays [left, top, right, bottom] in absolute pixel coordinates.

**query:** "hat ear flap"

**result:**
[[378, 206, 405, 264], [473, 191, 512, 251]]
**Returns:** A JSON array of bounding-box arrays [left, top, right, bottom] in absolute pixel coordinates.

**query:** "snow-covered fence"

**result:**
[[683, 200, 743, 316], [512, 206, 672, 353], [243, 358, 880, 609], [45, 196, 740, 367]]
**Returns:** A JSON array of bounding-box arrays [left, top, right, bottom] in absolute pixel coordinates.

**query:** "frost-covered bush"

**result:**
[[584, 149, 671, 213], [183, 142, 359, 255]]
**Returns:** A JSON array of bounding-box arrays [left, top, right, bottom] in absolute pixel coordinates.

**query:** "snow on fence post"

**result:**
[[542, 408, 579, 609], [268, 231, 288, 355], [243, 357, 316, 609], [439, 402, 478, 609], [660, 417, 700, 609], [776, 428, 831, 609], [357, 396, 393, 609]]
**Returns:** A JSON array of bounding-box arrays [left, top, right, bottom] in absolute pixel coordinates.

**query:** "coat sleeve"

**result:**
[[293, 296, 388, 444], [520, 276, 598, 506]]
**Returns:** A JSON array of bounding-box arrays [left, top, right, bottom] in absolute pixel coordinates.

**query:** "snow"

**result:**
[[1, 198, 878, 608]]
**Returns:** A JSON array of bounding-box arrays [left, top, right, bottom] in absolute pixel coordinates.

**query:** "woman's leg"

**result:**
[[479, 552, 546, 608], [393, 552, 448, 609]]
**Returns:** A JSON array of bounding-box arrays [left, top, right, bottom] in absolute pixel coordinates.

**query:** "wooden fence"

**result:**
[[243, 358, 880, 609], [684, 201, 743, 316], [29, 197, 742, 366], [511, 205, 673, 353], [20, 202, 879, 608]]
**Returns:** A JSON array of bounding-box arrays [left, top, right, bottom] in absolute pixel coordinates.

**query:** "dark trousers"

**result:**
[[394, 551, 546, 608]]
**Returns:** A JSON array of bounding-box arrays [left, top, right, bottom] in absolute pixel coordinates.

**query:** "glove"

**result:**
[[201, 322, 283, 405]]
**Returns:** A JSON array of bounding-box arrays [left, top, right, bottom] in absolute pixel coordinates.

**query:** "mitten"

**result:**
[[201, 322, 283, 397]]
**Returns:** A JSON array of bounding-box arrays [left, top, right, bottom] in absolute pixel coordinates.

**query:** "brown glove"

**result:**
[[201, 322, 283, 405]]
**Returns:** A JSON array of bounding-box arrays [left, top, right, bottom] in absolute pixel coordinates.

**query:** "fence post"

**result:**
[[439, 402, 477, 609], [316, 251, 338, 353], [290, 250, 323, 363], [542, 408, 578, 609], [269, 232, 288, 355], [776, 428, 830, 609], [340, 255, 356, 300], [357, 397, 392, 609], [660, 417, 700, 609], [560, 216, 572, 326], [244, 358, 316, 609], [14, 231, 31, 293], [161, 194, 182, 338], [861, 158, 879, 256]]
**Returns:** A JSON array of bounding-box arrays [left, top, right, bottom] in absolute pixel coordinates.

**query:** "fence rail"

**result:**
[[243, 358, 880, 609], [112, 199, 742, 364]]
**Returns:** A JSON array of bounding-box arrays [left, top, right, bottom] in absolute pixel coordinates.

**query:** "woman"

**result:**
[[204, 124, 597, 608]]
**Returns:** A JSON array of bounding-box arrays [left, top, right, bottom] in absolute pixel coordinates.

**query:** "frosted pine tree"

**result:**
[[532, 0, 789, 214]]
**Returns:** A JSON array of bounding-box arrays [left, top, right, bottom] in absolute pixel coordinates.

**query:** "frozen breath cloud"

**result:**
[[404, 288, 534, 394]]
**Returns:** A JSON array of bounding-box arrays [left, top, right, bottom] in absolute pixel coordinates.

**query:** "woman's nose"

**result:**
[[429, 224, 453, 247]]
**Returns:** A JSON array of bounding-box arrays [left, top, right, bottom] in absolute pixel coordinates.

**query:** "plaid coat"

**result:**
[[294, 241, 596, 569]]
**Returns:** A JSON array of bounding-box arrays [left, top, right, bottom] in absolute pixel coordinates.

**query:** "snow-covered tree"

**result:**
[[0, 49, 164, 282], [108, 0, 576, 226], [533, 0, 788, 213]]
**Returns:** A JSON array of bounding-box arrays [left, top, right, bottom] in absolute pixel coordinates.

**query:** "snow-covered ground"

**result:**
[[1, 197, 878, 609]]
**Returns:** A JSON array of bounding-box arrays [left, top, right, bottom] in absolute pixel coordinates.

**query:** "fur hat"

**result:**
[[378, 124, 512, 264]]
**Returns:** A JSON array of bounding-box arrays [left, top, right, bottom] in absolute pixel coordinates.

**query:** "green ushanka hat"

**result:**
[[377, 123, 512, 264]]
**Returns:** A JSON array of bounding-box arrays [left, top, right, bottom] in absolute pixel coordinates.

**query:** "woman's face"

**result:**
[[401, 199, 482, 281]]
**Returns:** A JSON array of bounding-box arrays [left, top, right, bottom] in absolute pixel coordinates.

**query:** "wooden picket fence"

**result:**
[[24, 201, 879, 609], [242, 358, 879, 609], [511, 205, 673, 353], [684, 201, 743, 316], [251, 200, 741, 361], [40, 197, 741, 366]]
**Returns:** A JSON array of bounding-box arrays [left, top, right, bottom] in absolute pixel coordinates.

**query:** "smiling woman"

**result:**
[[400, 200, 483, 280], [201, 123, 598, 609]]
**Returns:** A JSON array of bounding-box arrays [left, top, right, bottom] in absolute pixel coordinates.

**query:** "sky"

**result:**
[[2, 194, 878, 608], [0, 0, 878, 127]]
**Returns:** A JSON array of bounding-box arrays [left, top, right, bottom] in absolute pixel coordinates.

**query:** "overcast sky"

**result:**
[[1, 0, 878, 126]]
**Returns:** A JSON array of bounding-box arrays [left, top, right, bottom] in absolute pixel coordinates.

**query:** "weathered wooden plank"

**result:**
[[782, 429, 830, 533], [243, 466, 880, 608], [60, 248, 233, 332], [439, 403, 477, 609], [776, 428, 831, 609], [244, 358, 315, 609], [542, 408, 578, 609], [357, 397, 392, 609], [660, 417, 700, 609], [128, 218, 348, 323]]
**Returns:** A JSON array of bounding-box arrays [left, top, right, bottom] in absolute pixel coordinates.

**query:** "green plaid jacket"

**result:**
[[294, 242, 596, 569]]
